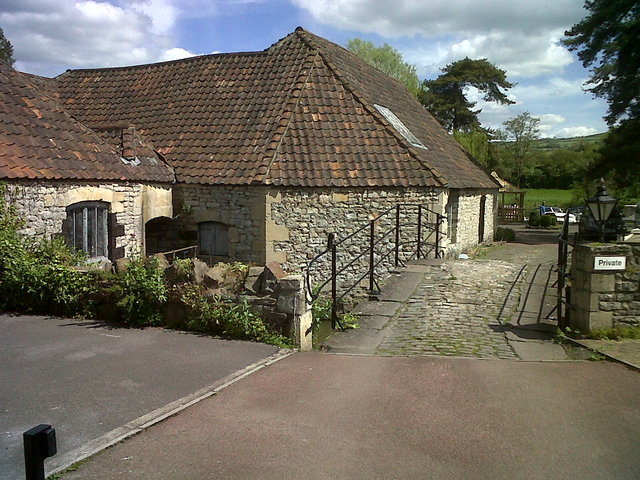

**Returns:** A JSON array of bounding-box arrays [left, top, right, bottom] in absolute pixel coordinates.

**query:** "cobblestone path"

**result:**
[[376, 260, 523, 359]]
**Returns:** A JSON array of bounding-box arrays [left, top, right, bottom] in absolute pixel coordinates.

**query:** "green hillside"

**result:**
[[529, 132, 607, 152]]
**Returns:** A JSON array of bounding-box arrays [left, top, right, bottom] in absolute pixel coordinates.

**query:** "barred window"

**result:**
[[63, 202, 109, 258]]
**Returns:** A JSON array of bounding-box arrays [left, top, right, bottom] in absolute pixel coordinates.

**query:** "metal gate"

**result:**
[[555, 219, 576, 329]]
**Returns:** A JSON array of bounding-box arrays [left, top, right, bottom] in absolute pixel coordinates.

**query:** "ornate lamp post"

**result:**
[[586, 178, 617, 242]]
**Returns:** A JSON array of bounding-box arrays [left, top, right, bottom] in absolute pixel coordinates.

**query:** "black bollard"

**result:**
[[23, 424, 56, 480]]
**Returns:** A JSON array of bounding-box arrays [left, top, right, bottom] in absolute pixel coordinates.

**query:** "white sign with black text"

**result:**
[[594, 256, 626, 271]]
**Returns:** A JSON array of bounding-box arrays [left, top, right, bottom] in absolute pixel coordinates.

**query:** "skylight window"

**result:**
[[374, 104, 427, 150]]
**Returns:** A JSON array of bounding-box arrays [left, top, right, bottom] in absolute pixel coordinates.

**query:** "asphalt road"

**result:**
[[65, 352, 640, 480], [0, 314, 279, 480]]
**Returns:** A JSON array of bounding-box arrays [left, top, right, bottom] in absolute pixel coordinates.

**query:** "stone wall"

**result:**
[[148, 184, 267, 263], [269, 186, 441, 271], [265, 186, 497, 300], [2, 180, 167, 258], [449, 190, 497, 255], [570, 243, 640, 331]]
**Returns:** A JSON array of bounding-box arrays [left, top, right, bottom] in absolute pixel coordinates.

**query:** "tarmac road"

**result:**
[[65, 352, 640, 480], [0, 314, 279, 479]]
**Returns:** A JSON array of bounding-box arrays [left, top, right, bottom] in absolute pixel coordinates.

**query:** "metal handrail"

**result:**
[[305, 202, 444, 330]]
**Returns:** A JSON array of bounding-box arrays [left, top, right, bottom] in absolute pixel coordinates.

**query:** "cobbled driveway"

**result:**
[[326, 225, 565, 359], [376, 260, 522, 358]]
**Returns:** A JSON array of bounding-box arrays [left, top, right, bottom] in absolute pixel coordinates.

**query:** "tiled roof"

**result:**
[[0, 63, 174, 182], [55, 28, 497, 189]]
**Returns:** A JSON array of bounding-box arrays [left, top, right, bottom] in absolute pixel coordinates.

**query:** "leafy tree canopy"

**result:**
[[419, 57, 514, 132], [563, 1, 639, 198], [0, 27, 14, 66], [589, 119, 640, 200], [498, 112, 540, 187], [347, 38, 420, 95], [563, 0, 639, 125]]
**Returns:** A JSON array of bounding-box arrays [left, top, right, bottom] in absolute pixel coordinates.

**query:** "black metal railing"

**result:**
[[305, 203, 444, 330], [555, 219, 577, 329]]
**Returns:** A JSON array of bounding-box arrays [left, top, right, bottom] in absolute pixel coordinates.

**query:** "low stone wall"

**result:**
[[570, 243, 640, 331]]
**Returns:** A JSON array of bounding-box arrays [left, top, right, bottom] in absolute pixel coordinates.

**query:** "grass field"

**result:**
[[524, 189, 575, 209], [501, 189, 576, 210]]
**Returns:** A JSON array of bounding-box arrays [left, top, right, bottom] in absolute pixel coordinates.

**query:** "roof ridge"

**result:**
[[293, 29, 447, 188], [56, 50, 268, 78], [252, 34, 319, 184]]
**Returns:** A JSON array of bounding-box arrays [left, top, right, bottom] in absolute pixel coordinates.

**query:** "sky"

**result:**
[[1, 0, 608, 138]]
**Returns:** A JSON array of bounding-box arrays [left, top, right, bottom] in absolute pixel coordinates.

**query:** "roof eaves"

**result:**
[[294, 29, 447, 188]]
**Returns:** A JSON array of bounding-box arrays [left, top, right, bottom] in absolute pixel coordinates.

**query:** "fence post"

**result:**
[[395, 205, 401, 267], [417, 205, 422, 260], [435, 213, 442, 259], [369, 219, 375, 292], [329, 233, 338, 330]]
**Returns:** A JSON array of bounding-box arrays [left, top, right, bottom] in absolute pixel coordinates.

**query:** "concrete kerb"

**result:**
[[567, 338, 640, 372], [47, 349, 294, 477]]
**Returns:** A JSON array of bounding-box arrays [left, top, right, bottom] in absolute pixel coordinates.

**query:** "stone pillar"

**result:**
[[276, 275, 313, 351], [570, 243, 639, 331]]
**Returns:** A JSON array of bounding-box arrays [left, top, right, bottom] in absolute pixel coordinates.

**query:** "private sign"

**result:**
[[594, 256, 626, 271]]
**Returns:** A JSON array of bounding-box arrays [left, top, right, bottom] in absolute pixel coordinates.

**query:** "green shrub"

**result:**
[[178, 283, 291, 347], [539, 214, 556, 228], [0, 186, 96, 317], [528, 209, 541, 227], [111, 257, 167, 326], [494, 227, 516, 242]]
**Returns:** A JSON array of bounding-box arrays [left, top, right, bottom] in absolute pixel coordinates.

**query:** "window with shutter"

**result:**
[[64, 202, 109, 258], [198, 222, 229, 257]]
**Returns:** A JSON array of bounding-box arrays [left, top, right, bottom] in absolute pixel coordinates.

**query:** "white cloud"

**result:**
[[1, 0, 195, 76], [291, 0, 583, 37], [447, 30, 573, 78], [554, 126, 598, 138], [130, 0, 179, 34], [159, 47, 197, 62], [538, 113, 566, 136], [295, 0, 583, 78]]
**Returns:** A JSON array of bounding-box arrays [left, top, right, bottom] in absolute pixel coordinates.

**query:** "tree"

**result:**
[[347, 38, 420, 95], [453, 129, 498, 170], [563, 0, 639, 125], [0, 27, 14, 66], [588, 119, 640, 200], [419, 58, 514, 132], [499, 112, 540, 188], [563, 1, 639, 197]]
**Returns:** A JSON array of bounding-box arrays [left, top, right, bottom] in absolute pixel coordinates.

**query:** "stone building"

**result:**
[[1, 28, 498, 270], [0, 63, 174, 261]]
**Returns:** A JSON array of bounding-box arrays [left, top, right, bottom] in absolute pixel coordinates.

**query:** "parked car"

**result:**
[[579, 208, 627, 241], [566, 206, 586, 223], [539, 205, 577, 224]]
